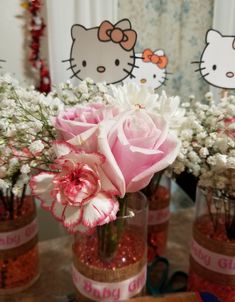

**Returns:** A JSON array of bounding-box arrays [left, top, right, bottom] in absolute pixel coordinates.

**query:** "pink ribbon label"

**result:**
[[148, 207, 170, 225], [191, 238, 235, 275], [72, 264, 146, 301], [0, 218, 38, 250]]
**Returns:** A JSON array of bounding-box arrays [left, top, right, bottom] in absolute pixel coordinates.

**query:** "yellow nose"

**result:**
[[140, 78, 147, 84]]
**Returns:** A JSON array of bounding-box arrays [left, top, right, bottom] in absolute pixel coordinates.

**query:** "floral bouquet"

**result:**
[[170, 92, 235, 237], [30, 81, 180, 236], [31, 80, 180, 300], [0, 75, 181, 299], [170, 92, 235, 302], [0, 74, 59, 220], [171, 92, 235, 191], [0, 74, 63, 290], [0, 75, 181, 241]]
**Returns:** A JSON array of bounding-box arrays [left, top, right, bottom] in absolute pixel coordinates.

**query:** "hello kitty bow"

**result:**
[[98, 20, 137, 51], [143, 49, 168, 69]]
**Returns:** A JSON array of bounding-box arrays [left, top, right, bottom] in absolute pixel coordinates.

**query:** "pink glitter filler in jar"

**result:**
[[0, 195, 39, 294], [72, 192, 148, 302], [188, 185, 235, 302], [147, 174, 171, 260]]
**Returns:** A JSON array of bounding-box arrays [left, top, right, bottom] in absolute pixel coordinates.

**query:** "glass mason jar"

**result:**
[[0, 195, 40, 294], [143, 173, 171, 261], [188, 185, 235, 302], [72, 192, 148, 302]]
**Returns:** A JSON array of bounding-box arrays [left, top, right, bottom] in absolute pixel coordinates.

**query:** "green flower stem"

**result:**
[[97, 195, 128, 262]]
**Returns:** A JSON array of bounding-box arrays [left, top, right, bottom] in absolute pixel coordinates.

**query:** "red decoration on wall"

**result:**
[[21, 0, 51, 93]]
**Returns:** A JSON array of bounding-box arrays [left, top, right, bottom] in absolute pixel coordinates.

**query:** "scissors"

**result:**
[[147, 256, 188, 296]]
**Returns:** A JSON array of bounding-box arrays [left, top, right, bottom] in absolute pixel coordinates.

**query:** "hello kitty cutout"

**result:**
[[124, 48, 169, 90], [194, 29, 235, 89], [62, 19, 137, 84]]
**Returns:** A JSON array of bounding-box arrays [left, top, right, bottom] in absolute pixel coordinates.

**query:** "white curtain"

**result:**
[[118, 0, 213, 100], [46, 0, 118, 85], [212, 0, 235, 99]]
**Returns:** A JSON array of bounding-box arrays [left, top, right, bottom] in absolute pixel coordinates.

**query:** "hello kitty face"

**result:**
[[124, 49, 168, 90], [67, 19, 137, 84], [199, 29, 235, 89]]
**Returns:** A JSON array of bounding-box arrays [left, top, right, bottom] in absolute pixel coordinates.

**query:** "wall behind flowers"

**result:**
[[118, 0, 214, 100]]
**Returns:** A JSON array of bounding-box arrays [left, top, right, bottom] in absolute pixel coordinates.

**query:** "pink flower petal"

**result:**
[[120, 110, 161, 149], [51, 199, 65, 221], [63, 205, 82, 227], [82, 193, 118, 228], [96, 166, 119, 195], [68, 127, 98, 152], [111, 134, 161, 187], [127, 134, 180, 192], [64, 151, 105, 167], [98, 121, 125, 197], [30, 172, 55, 209], [100, 200, 119, 225], [150, 113, 169, 149], [52, 141, 76, 157], [54, 113, 94, 140]]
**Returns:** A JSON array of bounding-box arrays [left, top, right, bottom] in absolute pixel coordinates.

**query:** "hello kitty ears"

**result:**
[[206, 29, 235, 49], [71, 24, 86, 40], [71, 19, 133, 40], [206, 29, 222, 44]]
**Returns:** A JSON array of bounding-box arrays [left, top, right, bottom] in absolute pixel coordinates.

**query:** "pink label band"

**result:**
[[0, 218, 38, 250], [191, 238, 235, 275], [72, 264, 146, 301], [148, 207, 170, 225]]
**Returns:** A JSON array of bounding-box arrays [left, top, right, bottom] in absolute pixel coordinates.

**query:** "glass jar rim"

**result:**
[[115, 191, 148, 220]]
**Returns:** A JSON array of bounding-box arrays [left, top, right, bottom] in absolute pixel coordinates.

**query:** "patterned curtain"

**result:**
[[118, 0, 214, 100]]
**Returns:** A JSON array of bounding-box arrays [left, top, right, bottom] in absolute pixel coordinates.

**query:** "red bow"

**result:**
[[143, 49, 168, 69], [98, 20, 137, 51]]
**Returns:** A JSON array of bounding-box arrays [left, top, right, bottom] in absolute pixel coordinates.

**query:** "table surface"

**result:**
[[1, 185, 194, 302]]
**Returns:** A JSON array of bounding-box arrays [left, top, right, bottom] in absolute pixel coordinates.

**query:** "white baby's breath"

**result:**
[[29, 140, 44, 154], [171, 91, 235, 192]]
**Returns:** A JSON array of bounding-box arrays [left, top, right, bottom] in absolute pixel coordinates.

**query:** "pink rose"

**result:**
[[97, 109, 180, 196], [54, 103, 119, 152], [30, 142, 119, 233]]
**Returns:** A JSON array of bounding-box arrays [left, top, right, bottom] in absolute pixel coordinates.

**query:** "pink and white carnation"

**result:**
[[30, 142, 119, 233]]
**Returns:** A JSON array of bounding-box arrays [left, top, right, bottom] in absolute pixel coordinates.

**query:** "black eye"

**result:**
[[153, 74, 156, 78], [82, 60, 87, 67], [212, 64, 217, 70], [115, 59, 120, 66]]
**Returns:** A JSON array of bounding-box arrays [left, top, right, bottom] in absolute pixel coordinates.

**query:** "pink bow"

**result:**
[[143, 49, 168, 69], [98, 20, 137, 51]]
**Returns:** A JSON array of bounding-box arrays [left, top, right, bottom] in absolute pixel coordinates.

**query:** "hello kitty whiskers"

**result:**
[[191, 60, 205, 64], [61, 58, 74, 63], [70, 69, 81, 79], [123, 68, 136, 79], [130, 55, 144, 59], [202, 72, 210, 78], [194, 67, 206, 72], [128, 62, 139, 69], [66, 64, 77, 71]]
